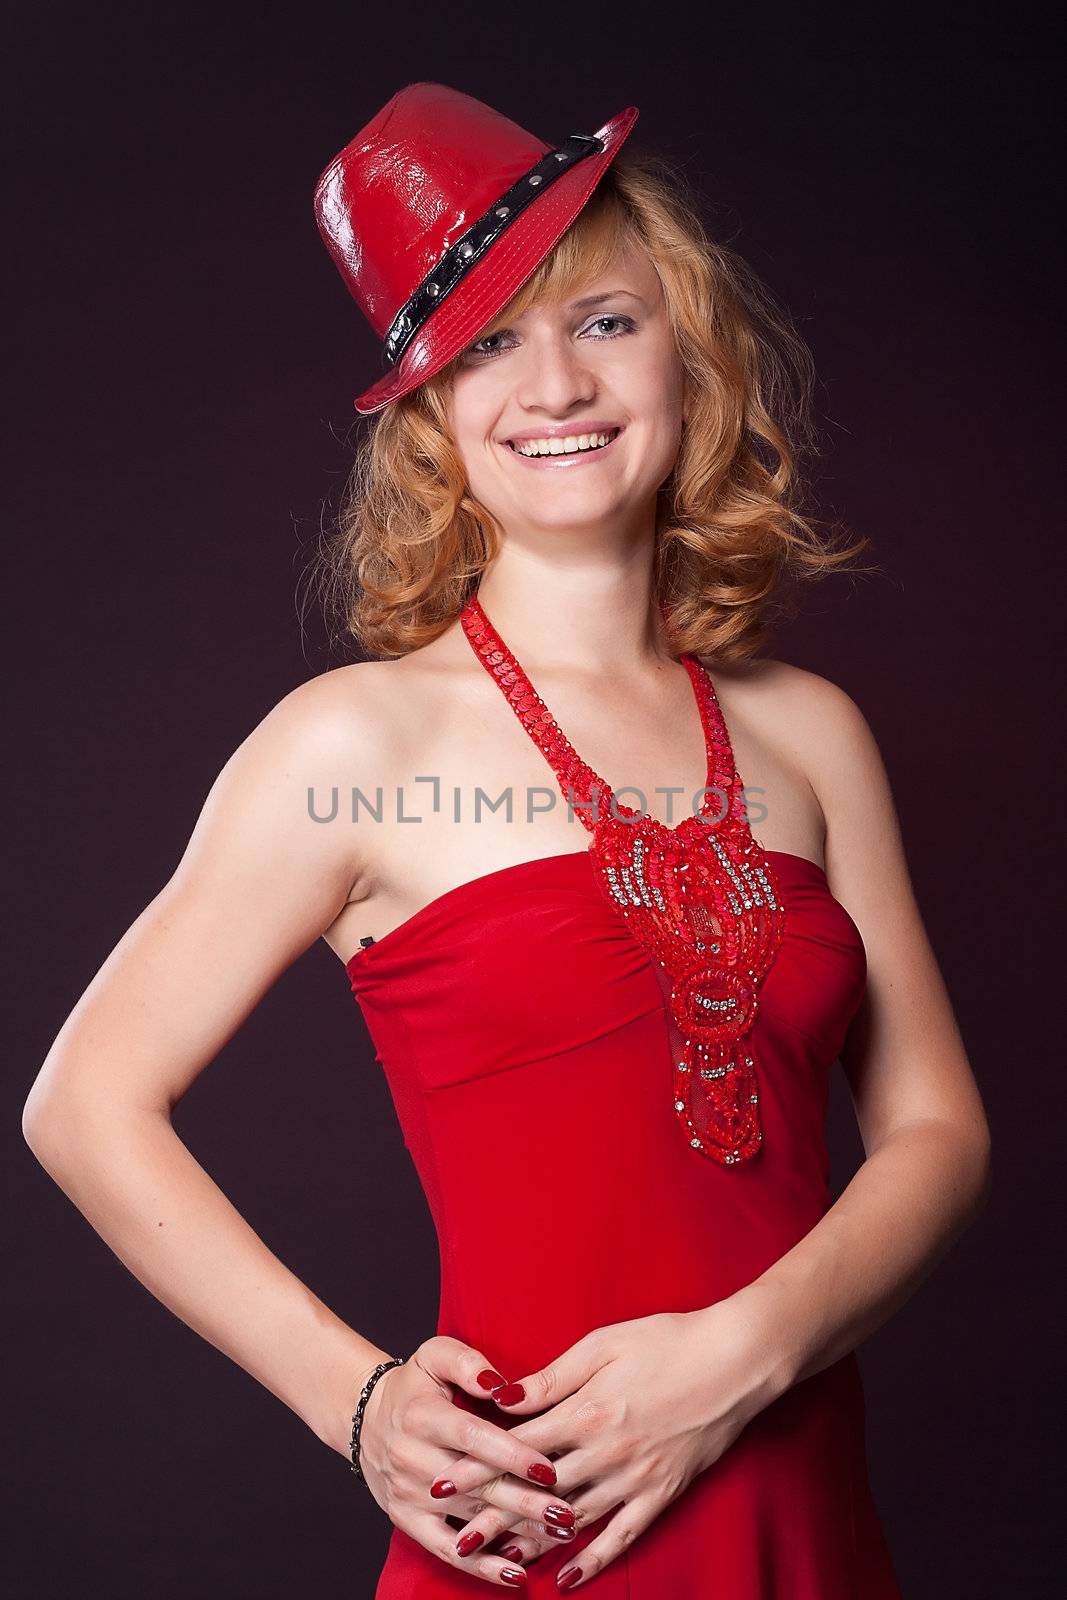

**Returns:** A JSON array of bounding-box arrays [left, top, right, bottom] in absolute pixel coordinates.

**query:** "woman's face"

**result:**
[[445, 239, 685, 542]]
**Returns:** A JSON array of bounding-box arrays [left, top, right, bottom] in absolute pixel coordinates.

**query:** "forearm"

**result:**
[[24, 1100, 394, 1458], [724, 1117, 991, 1396]]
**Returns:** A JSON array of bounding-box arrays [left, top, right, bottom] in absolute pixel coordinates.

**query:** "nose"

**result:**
[[513, 329, 596, 416]]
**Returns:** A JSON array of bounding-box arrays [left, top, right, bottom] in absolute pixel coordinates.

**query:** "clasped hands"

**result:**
[[359, 1286, 791, 1590]]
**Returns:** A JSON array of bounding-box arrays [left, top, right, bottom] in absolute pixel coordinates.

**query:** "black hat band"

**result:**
[[382, 132, 605, 368]]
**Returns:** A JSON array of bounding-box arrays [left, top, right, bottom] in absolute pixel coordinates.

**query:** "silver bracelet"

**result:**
[[349, 1357, 406, 1482]]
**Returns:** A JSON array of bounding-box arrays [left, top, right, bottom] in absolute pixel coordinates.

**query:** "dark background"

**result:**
[[6, 4, 1062, 1596]]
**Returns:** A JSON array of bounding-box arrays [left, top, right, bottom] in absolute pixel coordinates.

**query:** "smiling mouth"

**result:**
[[506, 427, 622, 458]]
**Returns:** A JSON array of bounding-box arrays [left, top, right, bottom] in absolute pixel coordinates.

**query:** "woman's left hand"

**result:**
[[432, 1288, 793, 1585]]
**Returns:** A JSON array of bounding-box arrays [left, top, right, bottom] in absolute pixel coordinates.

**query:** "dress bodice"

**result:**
[[349, 592, 865, 1168]]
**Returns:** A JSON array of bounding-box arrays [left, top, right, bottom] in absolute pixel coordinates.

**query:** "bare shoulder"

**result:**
[[232, 654, 434, 793], [256, 656, 403, 747], [172, 657, 418, 896], [698, 653, 883, 809], [696, 653, 869, 739], [270, 634, 474, 740]]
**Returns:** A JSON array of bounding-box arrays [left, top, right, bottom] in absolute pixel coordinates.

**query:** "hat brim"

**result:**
[[351, 105, 639, 416]]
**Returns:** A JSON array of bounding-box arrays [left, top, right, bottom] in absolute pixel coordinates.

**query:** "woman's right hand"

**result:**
[[358, 1335, 579, 1586]]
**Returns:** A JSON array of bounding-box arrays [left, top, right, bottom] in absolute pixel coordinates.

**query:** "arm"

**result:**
[[22, 671, 393, 1458], [724, 675, 992, 1392]]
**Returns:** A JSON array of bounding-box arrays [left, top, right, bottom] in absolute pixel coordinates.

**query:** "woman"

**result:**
[[23, 84, 990, 1596]]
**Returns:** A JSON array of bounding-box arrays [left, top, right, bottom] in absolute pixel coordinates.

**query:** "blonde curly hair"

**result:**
[[311, 149, 874, 663]]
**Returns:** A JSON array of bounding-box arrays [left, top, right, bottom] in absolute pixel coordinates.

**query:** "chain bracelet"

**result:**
[[350, 1356, 407, 1482]]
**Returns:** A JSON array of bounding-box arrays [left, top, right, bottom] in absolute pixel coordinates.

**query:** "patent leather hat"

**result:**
[[313, 82, 639, 415]]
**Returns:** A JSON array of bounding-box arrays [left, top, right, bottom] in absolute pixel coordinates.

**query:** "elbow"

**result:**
[[933, 1103, 993, 1225], [22, 1084, 72, 1171], [23, 1072, 167, 1175], [21, 1076, 98, 1176]]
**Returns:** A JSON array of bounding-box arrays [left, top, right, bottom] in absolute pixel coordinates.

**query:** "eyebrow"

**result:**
[[569, 289, 648, 311]]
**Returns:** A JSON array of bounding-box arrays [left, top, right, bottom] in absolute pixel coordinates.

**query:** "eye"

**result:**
[[461, 329, 515, 363], [581, 313, 637, 340]]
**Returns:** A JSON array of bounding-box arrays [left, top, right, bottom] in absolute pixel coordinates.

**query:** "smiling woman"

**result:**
[[26, 81, 989, 1600], [313, 149, 872, 664]]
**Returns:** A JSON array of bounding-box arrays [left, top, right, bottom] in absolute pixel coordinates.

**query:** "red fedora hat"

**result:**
[[313, 83, 639, 415]]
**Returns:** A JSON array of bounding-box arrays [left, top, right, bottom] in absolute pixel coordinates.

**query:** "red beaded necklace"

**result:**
[[460, 592, 787, 1168]]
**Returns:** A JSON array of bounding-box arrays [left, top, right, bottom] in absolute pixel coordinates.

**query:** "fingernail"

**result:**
[[430, 1478, 457, 1498], [544, 1523, 576, 1541], [457, 1530, 484, 1557], [477, 1368, 508, 1391], [557, 1567, 582, 1590], [493, 1382, 526, 1405], [526, 1461, 556, 1485], [543, 1504, 575, 1528], [500, 1546, 525, 1562], [501, 1566, 527, 1586]]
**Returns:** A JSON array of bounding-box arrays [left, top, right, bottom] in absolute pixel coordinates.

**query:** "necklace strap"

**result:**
[[458, 589, 785, 1170], [459, 592, 740, 833]]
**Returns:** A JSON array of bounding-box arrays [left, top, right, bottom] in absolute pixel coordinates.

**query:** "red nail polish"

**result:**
[[500, 1546, 525, 1563], [430, 1478, 457, 1498], [457, 1530, 484, 1557], [501, 1566, 527, 1586], [526, 1461, 556, 1485], [557, 1567, 582, 1590], [493, 1382, 526, 1405], [545, 1523, 576, 1541], [477, 1368, 507, 1390], [543, 1504, 574, 1527]]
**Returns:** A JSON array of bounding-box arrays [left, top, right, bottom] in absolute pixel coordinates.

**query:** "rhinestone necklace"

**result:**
[[460, 592, 787, 1168]]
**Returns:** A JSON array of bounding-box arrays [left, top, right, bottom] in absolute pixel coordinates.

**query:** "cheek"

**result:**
[[655, 350, 686, 416], [621, 343, 684, 421], [453, 426, 510, 509], [449, 384, 508, 472], [634, 364, 685, 460], [449, 433, 490, 494]]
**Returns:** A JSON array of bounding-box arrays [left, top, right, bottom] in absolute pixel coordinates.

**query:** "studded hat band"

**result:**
[[382, 132, 606, 368]]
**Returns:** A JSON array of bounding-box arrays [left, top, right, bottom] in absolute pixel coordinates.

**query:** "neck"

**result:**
[[469, 511, 674, 678]]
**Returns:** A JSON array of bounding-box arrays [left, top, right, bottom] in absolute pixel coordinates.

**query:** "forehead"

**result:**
[[485, 237, 661, 333]]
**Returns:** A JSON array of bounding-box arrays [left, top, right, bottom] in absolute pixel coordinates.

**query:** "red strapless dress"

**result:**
[[346, 595, 903, 1598]]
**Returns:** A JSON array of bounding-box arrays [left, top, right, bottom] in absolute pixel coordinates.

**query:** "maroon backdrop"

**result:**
[[7, 5, 1062, 1596]]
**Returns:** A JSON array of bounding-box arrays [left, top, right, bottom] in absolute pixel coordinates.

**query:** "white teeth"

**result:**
[[512, 429, 617, 457]]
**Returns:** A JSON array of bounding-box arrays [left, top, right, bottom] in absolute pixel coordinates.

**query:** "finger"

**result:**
[[425, 1402, 564, 1498], [446, 1454, 615, 1569], [449, 1497, 580, 1565], [484, 1529, 546, 1568], [429, 1488, 522, 1527], [549, 1495, 649, 1590], [447, 1482, 581, 1553], [433, 1470, 580, 1538], [405, 1510, 530, 1587], [488, 1472, 609, 1565], [489, 1331, 607, 1416], [437, 1414, 589, 1499], [415, 1335, 518, 1411]]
